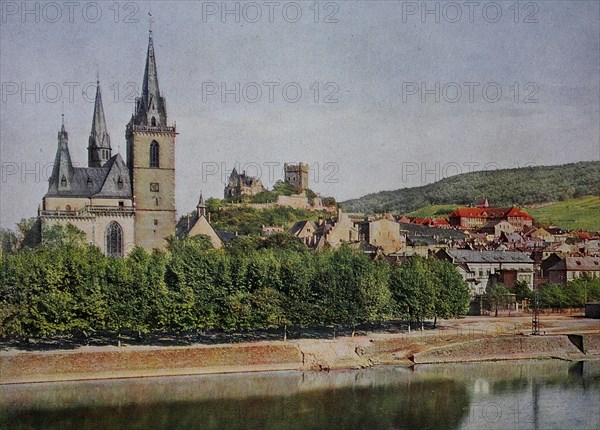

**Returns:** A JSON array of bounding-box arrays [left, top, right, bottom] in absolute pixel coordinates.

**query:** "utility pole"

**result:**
[[532, 282, 540, 335]]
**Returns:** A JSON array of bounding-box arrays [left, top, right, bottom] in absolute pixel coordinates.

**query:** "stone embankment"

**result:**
[[1, 334, 599, 384]]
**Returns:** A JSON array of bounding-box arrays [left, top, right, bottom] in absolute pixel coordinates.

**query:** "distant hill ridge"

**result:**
[[341, 161, 600, 213]]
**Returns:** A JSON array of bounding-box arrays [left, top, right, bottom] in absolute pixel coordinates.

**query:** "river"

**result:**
[[1, 360, 599, 429]]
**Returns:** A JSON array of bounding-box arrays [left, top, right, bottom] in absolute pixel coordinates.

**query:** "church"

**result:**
[[38, 29, 177, 257]]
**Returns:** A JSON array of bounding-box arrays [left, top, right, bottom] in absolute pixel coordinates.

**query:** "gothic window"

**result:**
[[105, 222, 123, 257], [117, 177, 124, 189], [87, 177, 93, 187], [150, 141, 159, 167], [60, 175, 67, 187], [65, 205, 72, 212], [151, 117, 157, 127]]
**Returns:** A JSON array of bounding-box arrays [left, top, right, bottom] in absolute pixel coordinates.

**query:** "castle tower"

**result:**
[[88, 80, 112, 167], [126, 29, 177, 251], [284, 162, 309, 193]]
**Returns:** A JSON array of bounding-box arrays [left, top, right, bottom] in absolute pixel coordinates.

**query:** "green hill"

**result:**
[[526, 196, 600, 231], [341, 161, 600, 214]]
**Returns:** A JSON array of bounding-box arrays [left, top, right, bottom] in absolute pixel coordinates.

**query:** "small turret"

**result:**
[[88, 79, 112, 167], [197, 191, 206, 218]]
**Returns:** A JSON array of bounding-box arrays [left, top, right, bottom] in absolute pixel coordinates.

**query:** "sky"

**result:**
[[0, 0, 599, 229]]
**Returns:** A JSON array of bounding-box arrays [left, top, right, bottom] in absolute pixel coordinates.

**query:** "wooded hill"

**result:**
[[341, 162, 600, 214]]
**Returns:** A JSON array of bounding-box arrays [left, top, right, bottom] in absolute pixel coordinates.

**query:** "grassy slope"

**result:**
[[526, 196, 600, 231], [407, 205, 458, 218]]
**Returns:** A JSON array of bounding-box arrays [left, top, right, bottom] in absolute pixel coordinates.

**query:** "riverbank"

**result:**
[[2, 316, 599, 384]]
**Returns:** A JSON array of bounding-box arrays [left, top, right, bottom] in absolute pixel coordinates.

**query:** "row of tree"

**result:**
[[0, 226, 471, 338], [485, 278, 600, 316]]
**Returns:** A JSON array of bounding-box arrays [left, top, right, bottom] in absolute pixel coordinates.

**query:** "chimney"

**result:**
[[208, 212, 211, 223], [337, 207, 342, 221]]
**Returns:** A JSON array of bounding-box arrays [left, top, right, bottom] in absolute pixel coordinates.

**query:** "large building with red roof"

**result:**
[[448, 206, 533, 230]]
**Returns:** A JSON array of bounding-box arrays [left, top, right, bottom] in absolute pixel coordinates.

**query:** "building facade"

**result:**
[[39, 30, 176, 256], [437, 249, 535, 295]]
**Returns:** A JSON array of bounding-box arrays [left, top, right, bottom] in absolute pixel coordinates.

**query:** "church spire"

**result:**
[[197, 191, 206, 218], [48, 116, 74, 194], [88, 79, 112, 167], [131, 27, 167, 128]]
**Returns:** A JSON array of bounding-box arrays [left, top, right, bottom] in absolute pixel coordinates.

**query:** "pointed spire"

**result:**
[[88, 79, 112, 167], [131, 28, 168, 128], [49, 116, 74, 194], [143, 30, 161, 101], [197, 191, 206, 217]]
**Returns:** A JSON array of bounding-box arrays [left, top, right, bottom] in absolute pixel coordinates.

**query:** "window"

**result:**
[[117, 177, 124, 189], [151, 117, 157, 126], [87, 177, 93, 187], [150, 141, 159, 167], [60, 175, 67, 187], [105, 222, 123, 257], [65, 205, 72, 212], [154, 219, 158, 226], [150, 182, 160, 192], [118, 201, 124, 208]]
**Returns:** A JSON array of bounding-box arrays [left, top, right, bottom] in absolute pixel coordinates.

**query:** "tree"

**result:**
[[428, 259, 470, 327], [539, 283, 567, 312], [389, 257, 435, 329], [512, 280, 532, 302], [485, 283, 510, 317]]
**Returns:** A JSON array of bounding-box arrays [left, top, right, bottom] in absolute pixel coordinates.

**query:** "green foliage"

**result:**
[[341, 161, 600, 214], [0, 237, 473, 339], [537, 276, 600, 310], [207, 205, 323, 236], [484, 283, 511, 317], [538, 284, 567, 311], [512, 280, 532, 302], [388, 256, 470, 326]]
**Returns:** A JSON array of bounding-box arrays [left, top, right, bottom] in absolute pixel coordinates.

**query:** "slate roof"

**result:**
[[444, 249, 533, 264], [46, 153, 132, 199], [548, 256, 600, 272]]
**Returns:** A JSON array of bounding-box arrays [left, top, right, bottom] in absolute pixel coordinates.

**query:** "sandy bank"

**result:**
[[2, 332, 599, 384]]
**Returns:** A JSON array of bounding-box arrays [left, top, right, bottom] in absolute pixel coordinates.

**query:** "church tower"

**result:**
[[88, 79, 112, 167], [126, 29, 177, 251]]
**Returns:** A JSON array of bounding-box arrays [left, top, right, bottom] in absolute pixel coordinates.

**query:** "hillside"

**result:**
[[341, 162, 600, 213], [526, 196, 600, 231]]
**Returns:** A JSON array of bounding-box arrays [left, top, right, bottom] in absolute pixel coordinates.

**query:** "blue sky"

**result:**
[[1, 1, 599, 228]]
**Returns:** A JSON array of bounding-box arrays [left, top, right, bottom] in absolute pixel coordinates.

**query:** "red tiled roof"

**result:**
[[506, 207, 533, 220], [450, 206, 532, 220]]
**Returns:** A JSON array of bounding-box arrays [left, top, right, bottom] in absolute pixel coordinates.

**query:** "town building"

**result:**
[[180, 194, 223, 249], [437, 249, 535, 295], [547, 256, 600, 284], [448, 206, 533, 230], [357, 217, 405, 254]]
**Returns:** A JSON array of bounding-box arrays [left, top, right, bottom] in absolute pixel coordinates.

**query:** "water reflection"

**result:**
[[1, 360, 598, 430]]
